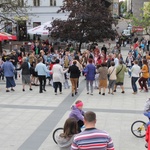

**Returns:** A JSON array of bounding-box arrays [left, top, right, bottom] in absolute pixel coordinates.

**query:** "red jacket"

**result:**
[[146, 124, 150, 150]]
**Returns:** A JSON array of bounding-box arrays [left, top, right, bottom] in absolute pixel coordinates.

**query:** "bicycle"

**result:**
[[52, 125, 85, 144], [131, 120, 146, 138], [52, 127, 63, 144]]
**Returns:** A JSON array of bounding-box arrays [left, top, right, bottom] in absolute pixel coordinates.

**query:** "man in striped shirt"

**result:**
[[71, 111, 114, 150]]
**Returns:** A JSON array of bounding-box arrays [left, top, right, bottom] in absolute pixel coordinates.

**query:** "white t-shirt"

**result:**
[[131, 64, 141, 77], [114, 58, 119, 67]]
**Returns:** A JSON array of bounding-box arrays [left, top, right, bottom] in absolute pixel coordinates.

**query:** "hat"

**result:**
[[76, 101, 83, 108]]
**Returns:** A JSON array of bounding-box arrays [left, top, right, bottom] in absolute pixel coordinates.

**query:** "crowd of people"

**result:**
[[0, 36, 150, 149], [0, 36, 150, 96]]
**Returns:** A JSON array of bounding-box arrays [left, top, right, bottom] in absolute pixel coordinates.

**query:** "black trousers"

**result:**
[[38, 75, 46, 93], [53, 82, 62, 93], [77, 120, 84, 132]]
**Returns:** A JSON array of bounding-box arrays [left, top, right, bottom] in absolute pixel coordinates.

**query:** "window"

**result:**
[[33, 0, 40, 6], [18, 0, 24, 7], [5, 22, 12, 34], [33, 22, 41, 28], [0, 0, 11, 3], [50, 0, 56, 6]]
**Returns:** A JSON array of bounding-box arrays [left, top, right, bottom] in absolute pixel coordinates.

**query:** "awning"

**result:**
[[1, 32, 17, 40], [0, 33, 9, 41], [0, 33, 17, 41], [28, 21, 52, 35]]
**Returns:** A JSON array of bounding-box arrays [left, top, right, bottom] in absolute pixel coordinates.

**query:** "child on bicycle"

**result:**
[[69, 100, 84, 132]]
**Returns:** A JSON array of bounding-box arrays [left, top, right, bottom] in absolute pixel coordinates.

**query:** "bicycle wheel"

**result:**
[[131, 120, 146, 138], [52, 127, 63, 144]]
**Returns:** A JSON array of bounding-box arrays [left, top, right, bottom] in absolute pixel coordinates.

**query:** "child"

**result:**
[[69, 100, 84, 132], [63, 72, 70, 89]]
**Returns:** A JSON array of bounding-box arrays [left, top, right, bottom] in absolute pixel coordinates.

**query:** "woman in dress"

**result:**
[[2, 56, 16, 92], [16, 57, 33, 91], [98, 62, 108, 95], [114, 60, 128, 93]]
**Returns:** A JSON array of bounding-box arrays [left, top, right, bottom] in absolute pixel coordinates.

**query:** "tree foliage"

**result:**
[[131, 2, 150, 34], [143, 2, 150, 18], [50, 0, 116, 51], [0, 0, 29, 30]]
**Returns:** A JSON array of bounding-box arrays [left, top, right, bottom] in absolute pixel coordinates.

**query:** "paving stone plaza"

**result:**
[[0, 45, 148, 150]]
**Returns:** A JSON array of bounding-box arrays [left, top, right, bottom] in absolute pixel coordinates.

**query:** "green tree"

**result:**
[[50, 0, 116, 51], [0, 0, 29, 30], [143, 2, 150, 17], [131, 2, 150, 35], [0, 0, 29, 54]]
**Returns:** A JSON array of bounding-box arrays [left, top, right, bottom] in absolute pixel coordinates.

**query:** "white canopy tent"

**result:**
[[28, 21, 52, 35]]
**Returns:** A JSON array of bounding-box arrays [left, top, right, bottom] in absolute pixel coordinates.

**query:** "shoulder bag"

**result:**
[[116, 65, 123, 75], [108, 67, 115, 80]]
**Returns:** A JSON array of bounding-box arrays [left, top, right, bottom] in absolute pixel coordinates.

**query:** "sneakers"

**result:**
[[132, 92, 137, 94], [11, 88, 15, 91], [145, 143, 148, 148]]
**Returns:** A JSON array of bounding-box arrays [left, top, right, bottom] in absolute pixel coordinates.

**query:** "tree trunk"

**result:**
[[145, 28, 150, 35], [78, 41, 82, 52], [0, 41, 2, 55]]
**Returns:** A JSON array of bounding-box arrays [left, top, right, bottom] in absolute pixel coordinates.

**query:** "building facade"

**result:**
[[127, 0, 150, 18], [112, 0, 119, 15], [0, 0, 116, 40]]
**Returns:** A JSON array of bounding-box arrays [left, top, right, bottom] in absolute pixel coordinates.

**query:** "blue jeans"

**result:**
[[127, 66, 132, 77], [131, 77, 138, 92], [144, 112, 150, 127], [86, 80, 93, 93], [144, 112, 150, 119], [148, 78, 150, 87]]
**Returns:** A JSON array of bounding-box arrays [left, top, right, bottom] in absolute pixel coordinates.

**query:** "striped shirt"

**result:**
[[71, 128, 114, 150]]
